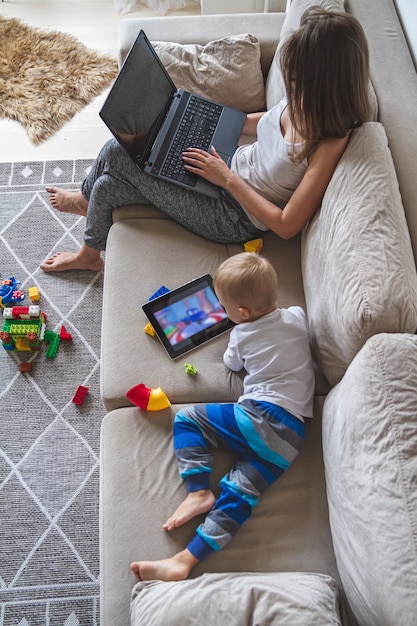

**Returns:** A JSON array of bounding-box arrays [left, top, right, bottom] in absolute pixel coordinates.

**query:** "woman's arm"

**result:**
[[183, 134, 350, 239], [241, 112, 266, 137]]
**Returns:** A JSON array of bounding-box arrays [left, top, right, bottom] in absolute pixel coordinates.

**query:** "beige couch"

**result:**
[[99, 1, 417, 624]]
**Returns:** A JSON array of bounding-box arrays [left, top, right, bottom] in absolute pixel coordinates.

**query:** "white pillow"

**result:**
[[131, 571, 342, 625], [302, 122, 417, 386], [265, 0, 378, 120], [322, 333, 417, 626], [152, 34, 265, 113]]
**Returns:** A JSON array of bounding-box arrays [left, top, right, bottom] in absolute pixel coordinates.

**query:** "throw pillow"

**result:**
[[152, 34, 265, 113], [301, 122, 417, 386], [131, 572, 342, 625], [322, 333, 417, 626], [265, 0, 378, 120]]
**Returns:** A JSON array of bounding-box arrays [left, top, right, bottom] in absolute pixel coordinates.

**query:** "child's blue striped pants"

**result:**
[[173, 398, 305, 562]]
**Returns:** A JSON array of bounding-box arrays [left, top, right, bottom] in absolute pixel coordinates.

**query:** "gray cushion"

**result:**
[[302, 123, 417, 386], [131, 572, 342, 625], [322, 333, 417, 626], [152, 34, 265, 113]]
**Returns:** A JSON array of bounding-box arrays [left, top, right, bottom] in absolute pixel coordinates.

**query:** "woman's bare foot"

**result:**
[[130, 549, 199, 582], [163, 489, 215, 531], [46, 187, 88, 216], [40, 245, 104, 273]]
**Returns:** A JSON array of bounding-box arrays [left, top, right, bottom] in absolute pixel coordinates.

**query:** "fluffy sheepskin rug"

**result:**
[[0, 16, 118, 144]]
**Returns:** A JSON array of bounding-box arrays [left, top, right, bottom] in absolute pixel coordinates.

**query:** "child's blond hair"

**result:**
[[213, 253, 278, 314]]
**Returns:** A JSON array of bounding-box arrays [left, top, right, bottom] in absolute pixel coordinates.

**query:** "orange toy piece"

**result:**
[[244, 238, 263, 253], [144, 321, 155, 337], [126, 383, 171, 411]]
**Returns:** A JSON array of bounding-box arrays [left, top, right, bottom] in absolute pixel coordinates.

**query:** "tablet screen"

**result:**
[[142, 274, 234, 359]]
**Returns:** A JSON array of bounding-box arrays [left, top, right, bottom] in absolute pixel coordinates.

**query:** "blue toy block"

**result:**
[[149, 285, 170, 301]]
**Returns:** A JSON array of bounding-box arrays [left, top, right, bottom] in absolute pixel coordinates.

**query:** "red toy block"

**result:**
[[126, 383, 171, 411], [19, 362, 32, 373], [126, 383, 151, 409], [72, 385, 89, 405], [59, 325, 73, 341]]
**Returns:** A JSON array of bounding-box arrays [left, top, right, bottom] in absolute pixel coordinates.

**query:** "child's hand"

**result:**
[[182, 146, 233, 188]]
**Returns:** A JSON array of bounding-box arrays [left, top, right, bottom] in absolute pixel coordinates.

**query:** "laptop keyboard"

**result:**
[[161, 95, 222, 187]]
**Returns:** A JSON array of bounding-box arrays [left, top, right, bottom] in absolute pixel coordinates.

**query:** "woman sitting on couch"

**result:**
[[41, 7, 372, 273]]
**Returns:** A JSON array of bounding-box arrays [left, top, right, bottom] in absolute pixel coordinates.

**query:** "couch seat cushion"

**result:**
[[131, 571, 342, 625], [302, 122, 417, 386], [101, 219, 308, 411], [100, 399, 340, 625], [322, 333, 417, 626]]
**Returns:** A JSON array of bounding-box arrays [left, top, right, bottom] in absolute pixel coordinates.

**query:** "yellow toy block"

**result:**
[[15, 337, 31, 351], [244, 238, 263, 253], [29, 286, 40, 302], [144, 321, 155, 337]]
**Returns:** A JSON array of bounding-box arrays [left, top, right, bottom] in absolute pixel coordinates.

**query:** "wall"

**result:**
[[394, 0, 417, 68]]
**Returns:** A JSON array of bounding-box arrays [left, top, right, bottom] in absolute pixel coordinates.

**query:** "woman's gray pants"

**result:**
[[81, 139, 263, 251]]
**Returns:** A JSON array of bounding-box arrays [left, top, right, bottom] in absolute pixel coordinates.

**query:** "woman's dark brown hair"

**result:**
[[280, 7, 372, 163]]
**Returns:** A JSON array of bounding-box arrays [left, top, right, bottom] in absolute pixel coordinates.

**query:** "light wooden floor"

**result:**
[[0, 0, 201, 162]]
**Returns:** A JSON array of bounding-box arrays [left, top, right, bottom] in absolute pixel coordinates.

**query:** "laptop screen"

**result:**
[[99, 31, 176, 166]]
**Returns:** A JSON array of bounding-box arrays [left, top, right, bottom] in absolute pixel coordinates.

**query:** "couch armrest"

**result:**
[[118, 13, 285, 77]]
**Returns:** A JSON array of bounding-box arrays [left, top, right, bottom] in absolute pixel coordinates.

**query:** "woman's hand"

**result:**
[[182, 146, 233, 188]]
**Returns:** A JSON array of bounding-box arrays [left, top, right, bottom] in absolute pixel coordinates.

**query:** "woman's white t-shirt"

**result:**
[[230, 98, 308, 230]]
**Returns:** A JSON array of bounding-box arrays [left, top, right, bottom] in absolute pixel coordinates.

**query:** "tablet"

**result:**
[[142, 274, 234, 359]]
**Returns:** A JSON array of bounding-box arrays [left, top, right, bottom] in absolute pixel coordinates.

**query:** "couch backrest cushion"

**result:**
[[152, 34, 265, 113], [301, 122, 417, 387], [346, 0, 417, 264], [117, 14, 285, 78], [265, 0, 378, 121], [322, 333, 417, 626]]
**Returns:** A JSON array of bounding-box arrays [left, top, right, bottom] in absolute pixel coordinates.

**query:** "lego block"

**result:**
[[59, 325, 73, 341], [45, 331, 60, 358], [19, 362, 33, 373], [15, 337, 31, 351], [72, 385, 89, 405], [244, 238, 264, 253], [28, 286, 40, 302], [149, 285, 170, 301], [0, 331, 14, 347], [144, 321, 156, 337], [10, 323, 39, 336]]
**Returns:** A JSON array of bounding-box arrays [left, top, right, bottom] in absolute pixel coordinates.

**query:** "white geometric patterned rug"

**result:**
[[0, 160, 103, 625]]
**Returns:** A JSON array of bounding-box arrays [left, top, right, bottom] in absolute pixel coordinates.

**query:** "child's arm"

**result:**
[[223, 331, 244, 372]]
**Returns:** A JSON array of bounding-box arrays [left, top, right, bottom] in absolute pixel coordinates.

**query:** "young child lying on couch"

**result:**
[[130, 252, 315, 581]]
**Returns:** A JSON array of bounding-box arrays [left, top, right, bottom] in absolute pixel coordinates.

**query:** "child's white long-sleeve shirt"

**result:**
[[223, 306, 315, 418]]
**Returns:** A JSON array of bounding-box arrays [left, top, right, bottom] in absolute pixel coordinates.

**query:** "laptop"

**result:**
[[99, 30, 247, 198]]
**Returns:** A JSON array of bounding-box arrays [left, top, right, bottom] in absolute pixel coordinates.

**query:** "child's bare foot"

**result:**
[[130, 549, 199, 582], [163, 489, 215, 531], [40, 245, 104, 273], [46, 187, 88, 216]]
